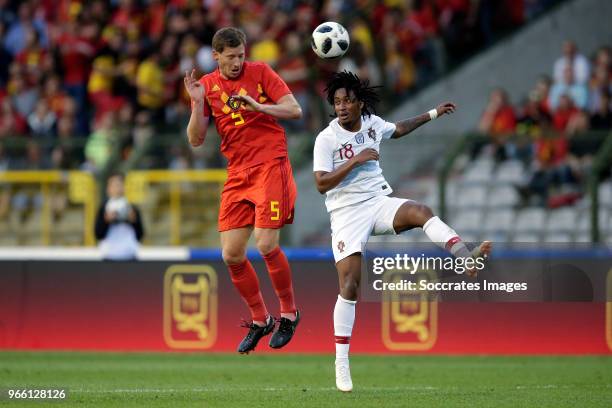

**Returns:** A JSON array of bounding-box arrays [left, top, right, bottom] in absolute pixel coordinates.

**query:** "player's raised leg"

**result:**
[[254, 227, 300, 348], [221, 227, 274, 353], [392, 201, 491, 276], [333, 253, 361, 392]]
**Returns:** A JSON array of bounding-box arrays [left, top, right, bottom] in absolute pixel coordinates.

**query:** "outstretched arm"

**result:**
[[184, 69, 210, 147], [232, 93, 302, 120], [391, 102, 456, 139], [314, 148, 379, 194]]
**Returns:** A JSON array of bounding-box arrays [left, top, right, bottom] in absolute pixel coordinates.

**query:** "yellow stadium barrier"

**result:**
[[125, 170, 227, 246], [0, 170, 226, 246], [0, 171, 97, 246]]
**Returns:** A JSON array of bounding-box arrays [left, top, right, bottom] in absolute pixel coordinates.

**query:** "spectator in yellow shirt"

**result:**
[[136, 49, 164, 118]]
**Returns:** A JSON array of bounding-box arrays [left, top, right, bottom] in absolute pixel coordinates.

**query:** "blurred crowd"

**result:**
[[477, 41, 612, 208], [0, 0, 562, 175]]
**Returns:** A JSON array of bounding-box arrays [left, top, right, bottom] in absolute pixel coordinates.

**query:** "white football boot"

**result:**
[[335, 359, 353, 392]]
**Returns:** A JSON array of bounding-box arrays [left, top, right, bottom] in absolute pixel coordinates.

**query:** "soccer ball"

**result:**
[[106, 197, 130, 221], [311, 22, 350, 59]]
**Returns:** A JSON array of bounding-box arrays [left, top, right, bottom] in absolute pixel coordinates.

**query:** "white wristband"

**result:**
[[428, 109, 438, 120]]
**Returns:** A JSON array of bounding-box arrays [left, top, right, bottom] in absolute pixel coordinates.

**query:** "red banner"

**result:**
[[0, 261, 610, 354]]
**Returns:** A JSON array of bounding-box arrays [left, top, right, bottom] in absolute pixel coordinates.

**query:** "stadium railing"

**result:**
[[0, 170, 97, 245], [438, 130, 612, 243], [0, 167, 228, 247], [125, 169, 226, 246], [589, 132, 612, 242], [119, 128, 314, 173]]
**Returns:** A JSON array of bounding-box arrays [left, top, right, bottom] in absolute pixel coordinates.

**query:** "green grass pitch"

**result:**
[[0, 352, 610, 407]]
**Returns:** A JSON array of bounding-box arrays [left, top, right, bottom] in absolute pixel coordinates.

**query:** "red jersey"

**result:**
[[198, 61, 292, 172]]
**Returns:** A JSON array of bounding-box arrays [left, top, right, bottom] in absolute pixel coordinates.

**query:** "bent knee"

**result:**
[[340, 278, 360, 300], [408, 203, 434, 227], [255, 237, 278, 256], [222, 249, 246, 265], [415, 203, 434, 219]]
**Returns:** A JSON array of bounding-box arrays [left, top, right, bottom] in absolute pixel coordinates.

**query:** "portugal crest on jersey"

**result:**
[[355, 133, 364, 144], [368, 126, 376, 141]]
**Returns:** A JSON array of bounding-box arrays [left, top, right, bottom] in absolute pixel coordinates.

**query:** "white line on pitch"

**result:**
[[70, 383, 611, 394]]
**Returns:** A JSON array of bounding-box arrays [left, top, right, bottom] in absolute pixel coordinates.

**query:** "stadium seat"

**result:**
[[514, 208, 546, 232], [451, 209, 484, 232], [483, 230, 509, 242], [487, 185, 520, 208], [512, 232, 542, 243], [599, 181, 612, 206], [545, 208, 578, 233], [493, 160, 525, 184], [22, 210, 43, 245], [574, 232, 591, 243], [54, 208, 86, 245], [483, 208, 514, 232], [456, 185, 488, 208], [423, 183, 439, 207], [0, 229, 18, 246], [462, 158, 495, 183], [576, 209, 608, 232], [442, 180, 460, 207], [575, 195, 591, 209]]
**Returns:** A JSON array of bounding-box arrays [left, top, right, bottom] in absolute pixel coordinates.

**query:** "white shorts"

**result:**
[[330, 195, 411, 263]]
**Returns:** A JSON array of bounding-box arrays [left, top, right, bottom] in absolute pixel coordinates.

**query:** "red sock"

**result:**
[[227, 260, 268, 323], [262, 246, 296, 314]]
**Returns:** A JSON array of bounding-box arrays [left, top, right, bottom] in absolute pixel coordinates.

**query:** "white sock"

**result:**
[[334, 295, 356, 361], [422, 216, 471, 258]]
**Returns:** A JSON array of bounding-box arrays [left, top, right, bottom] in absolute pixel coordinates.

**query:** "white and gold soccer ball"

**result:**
[[105, 197, 130, 221], [311, 21, 350, 59]]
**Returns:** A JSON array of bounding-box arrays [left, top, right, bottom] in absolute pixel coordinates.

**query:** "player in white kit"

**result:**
[[313, 71, 491, 392]]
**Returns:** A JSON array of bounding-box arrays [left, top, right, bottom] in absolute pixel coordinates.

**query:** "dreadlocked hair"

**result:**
[[324, 70, 381, 117]]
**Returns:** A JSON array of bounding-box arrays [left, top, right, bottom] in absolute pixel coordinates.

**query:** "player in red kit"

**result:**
[[184, 27, 301, 353]]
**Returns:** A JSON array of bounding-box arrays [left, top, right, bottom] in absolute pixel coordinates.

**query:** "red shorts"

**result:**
[[218, 157, 297, 231]]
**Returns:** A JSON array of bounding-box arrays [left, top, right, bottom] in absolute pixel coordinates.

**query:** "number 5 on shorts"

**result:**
[[270, 201, 280, 220]]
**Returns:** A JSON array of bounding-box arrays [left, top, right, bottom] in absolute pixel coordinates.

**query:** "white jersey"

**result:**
[[313, 114, 396, 212]]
